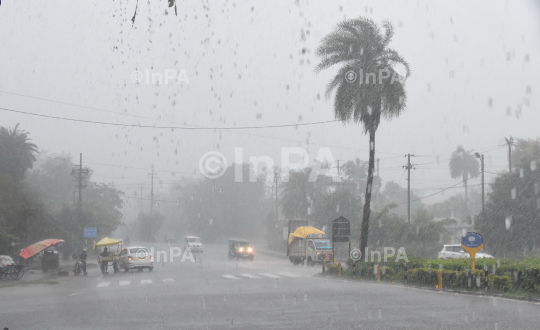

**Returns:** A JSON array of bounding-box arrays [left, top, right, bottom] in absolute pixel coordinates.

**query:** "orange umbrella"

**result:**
[[19, 239, 65, 259]]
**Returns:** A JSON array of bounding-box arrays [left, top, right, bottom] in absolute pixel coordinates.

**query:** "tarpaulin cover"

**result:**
[[94, 237, 122, 248], [288, 226, 325, 245], [19, 239, 64, 259]]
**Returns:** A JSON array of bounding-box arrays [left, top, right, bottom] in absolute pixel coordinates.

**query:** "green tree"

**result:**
[[0, 124, 38, 181], [316, 18, 410, 255], [449, 145, 479, 201], [280, 167, 327, 221], [475, 160, 540, 257]]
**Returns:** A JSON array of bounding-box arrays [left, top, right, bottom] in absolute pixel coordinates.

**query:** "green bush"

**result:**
[[491, 276, 512, 292]]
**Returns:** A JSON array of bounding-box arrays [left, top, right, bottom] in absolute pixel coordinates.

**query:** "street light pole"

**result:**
[[475, 153, 485, 211]]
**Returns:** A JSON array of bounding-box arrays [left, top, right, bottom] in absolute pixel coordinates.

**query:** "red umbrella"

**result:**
[[19, 239, 65, 259]]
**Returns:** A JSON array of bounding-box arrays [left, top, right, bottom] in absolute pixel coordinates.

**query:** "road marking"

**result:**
[[96, 275, 103, 281], [277, 272, 302, 278], [259, 273, 280, 279], [141, 279, 152, 284], [163, 278, 175, 284], [240, 274, 260, 279], [68, 293, 81, 297], [97, 282, 110, 288], [119, 281, 130, 286], [222, 275, 242, 280]]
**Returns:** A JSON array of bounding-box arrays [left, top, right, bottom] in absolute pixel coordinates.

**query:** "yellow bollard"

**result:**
[[438, 270, 443, 290], [377, 264, 381, 282], [338, 262, 342, 277]]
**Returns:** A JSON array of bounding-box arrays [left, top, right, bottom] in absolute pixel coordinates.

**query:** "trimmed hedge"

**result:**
[[329, 255, 540, 295]]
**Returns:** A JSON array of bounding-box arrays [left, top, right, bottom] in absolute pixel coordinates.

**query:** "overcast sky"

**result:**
[[1, 0, 539, 220]]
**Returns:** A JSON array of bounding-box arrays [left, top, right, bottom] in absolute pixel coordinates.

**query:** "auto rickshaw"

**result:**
[[94, 237, 122, 274], [228, 239, 254, 260]]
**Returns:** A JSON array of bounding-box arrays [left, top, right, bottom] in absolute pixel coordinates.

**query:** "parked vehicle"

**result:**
[[184, 236, 203, 253], [288, 226, 332, 265], [118, 246, 154, 272], [228, 239, 254, 260], [438, 244, 494, 260], [41, 247, 59, 273]]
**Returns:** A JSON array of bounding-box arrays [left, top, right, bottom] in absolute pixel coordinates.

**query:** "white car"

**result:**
[[184, 236, 203, 253], [438, 244, 494, 260], [118, 246, 154, 272]]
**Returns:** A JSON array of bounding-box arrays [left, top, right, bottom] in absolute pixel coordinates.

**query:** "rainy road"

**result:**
[[2, 244, 540, 329]]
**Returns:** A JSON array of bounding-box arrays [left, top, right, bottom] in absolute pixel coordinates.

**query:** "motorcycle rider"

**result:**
[[76, 248, 87, 275]]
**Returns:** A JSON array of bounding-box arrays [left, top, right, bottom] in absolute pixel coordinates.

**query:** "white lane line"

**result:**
[[141, 279, 152, 284], [222, 275, 242, 280], [277, 272, 302, 278], [96, 275, 103, 281], [68, 293, 81, 297], [258, 273, 280, 279], [240, 274, 261, 279], [119, 281, 130, 286], [97, 282, 110, 288], [162, 278, 175, 284]]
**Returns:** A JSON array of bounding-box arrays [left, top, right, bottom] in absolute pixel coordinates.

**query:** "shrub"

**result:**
[[491, 276, 512, 292]]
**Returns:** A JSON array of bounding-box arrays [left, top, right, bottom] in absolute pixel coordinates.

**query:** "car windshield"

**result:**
[[2, 1, 539, 328]]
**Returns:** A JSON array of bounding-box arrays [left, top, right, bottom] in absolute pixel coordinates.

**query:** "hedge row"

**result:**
[[324, 256, 540, 294]]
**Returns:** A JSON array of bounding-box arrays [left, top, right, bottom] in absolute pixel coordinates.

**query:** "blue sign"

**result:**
[[461, 232, 483, 248], [84, 228, 97, 238]]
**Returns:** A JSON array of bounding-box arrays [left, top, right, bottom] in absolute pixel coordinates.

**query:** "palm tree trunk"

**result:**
[[359, 127, 376, 258]]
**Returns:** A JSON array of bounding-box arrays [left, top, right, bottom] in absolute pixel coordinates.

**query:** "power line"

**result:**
[[0, 106, 339, 130]]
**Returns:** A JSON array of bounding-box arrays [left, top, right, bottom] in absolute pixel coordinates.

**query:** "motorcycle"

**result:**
[[72, 256, 86, 276]]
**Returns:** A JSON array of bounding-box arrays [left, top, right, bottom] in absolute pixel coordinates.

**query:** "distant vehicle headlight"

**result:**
[[239, 247, 244, 252], [247, 247, 253, 253]]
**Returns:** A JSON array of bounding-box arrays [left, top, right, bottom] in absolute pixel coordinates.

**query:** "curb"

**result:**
[[319, 273, 540, 303]]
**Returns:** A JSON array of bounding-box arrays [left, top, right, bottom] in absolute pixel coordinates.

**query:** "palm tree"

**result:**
[[316, 18, 410, 255], [449, 145, 479, 201], [280, 168, 326, 220], [0, 124, 39, 181]]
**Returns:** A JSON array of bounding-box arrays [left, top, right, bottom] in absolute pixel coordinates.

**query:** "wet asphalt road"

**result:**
[[1, 243, 540, 329]]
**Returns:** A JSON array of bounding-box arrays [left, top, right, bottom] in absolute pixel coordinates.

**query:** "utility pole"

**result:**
[[70, 153, 90, 210], [140, 184, 143, 214], [505, 136, 514, 173], [403, 154, 415, 223], [148, 165, 157, 240], [475, 153, 485, 211], [274, 171, 279, 221]]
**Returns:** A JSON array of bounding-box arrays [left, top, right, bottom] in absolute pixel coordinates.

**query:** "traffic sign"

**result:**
[[461, 232, 483, 248], [461, 232, 484, 270], [84, 228, 97, 238], [332, 216, 350, 242]]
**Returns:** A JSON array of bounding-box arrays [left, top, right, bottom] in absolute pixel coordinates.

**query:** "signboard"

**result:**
[[84, 228, 97, 238], [461, 232, 484, 270], [332, 216, 350, 242]]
